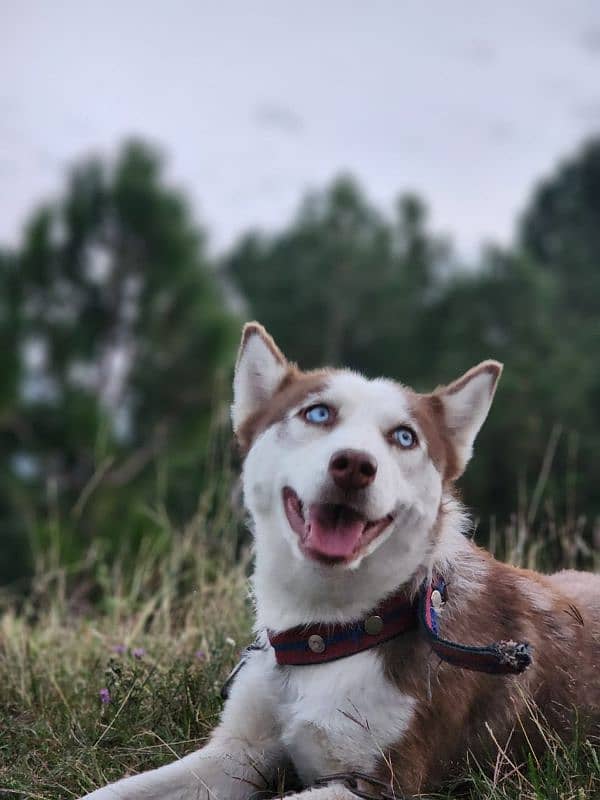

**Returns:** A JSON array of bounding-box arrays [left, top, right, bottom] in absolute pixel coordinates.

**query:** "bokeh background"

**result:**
[[2, 1, 600, 590]]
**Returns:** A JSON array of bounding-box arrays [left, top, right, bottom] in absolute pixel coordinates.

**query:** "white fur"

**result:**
[[231, 327, 286, 434], [272, 648, 416, 784], [440, 365, 501, 472], [81, 331, 496, 799], [284, 788, 355, 799], [248, 371, 443, 629]]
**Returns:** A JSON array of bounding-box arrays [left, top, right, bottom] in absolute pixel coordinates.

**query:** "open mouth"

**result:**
[[282, 487, 394, 565]]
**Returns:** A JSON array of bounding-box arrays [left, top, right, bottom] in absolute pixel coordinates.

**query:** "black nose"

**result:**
[[329, 449, 378, 491]]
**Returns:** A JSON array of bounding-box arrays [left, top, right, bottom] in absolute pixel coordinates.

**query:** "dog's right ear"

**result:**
[[231, 322, 288, 435], [436, 360, 503, 479]]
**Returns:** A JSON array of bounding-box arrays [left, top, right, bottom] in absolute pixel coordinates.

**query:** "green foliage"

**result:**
[[3, 135, 600, 585], [518, 138, 600, 520], [423, 248, 578, 518], [520, 138, 600, 315], [226, 177, 450, 376], [0, 141, 238, 584]]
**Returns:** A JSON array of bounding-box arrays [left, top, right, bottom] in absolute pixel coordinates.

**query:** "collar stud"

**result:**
[[364, 614, 384, 635], [431, 589, 443, 609], [308, 634, 326, 653]]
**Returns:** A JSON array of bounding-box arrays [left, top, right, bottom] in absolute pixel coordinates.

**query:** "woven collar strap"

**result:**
[[268, 588, 418, 666], [268, 577, 532, 675], [420, 579, 532, 675]]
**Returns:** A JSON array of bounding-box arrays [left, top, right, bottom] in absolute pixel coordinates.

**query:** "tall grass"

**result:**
[[485, 425, 598, 573], [0, 457, 255, 798], [462, 715, 600, 800], [1, 447, 598, 798]]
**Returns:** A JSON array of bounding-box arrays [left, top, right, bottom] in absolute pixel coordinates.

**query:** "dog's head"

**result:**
[[232, 323, 501, 586]]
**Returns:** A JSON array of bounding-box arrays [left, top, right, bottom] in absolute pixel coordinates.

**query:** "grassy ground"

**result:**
[[1, 486, 599, 799]]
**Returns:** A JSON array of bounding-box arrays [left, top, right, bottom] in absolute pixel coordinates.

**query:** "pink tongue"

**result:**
[[305, 504, 366, 559]]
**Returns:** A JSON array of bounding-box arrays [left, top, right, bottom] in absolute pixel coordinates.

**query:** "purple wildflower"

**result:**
[[112, 644, 127, 655], [132, 647, 145, 659], [99, 687, 111, 704], [194, 650, 206, 662]]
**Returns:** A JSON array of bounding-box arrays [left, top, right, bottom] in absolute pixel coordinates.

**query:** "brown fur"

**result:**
[[234, 323, 334, 453], [235, 329, 598, 794], [409, 360, 502, 483], [442, 359, 502, 396], [236, 366, 330, 454], [239, 322, 287, 366], [408, 392, 460, 482], [235, 326, 499, 483], [377, 541, 600, 794]]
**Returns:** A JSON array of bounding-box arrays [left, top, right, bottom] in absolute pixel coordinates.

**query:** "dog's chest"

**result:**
[[272, 649, 416, 784]]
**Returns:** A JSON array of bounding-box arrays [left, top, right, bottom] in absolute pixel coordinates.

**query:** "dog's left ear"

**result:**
[[231, 322, 288, 434], [437, 360, 503, 479]]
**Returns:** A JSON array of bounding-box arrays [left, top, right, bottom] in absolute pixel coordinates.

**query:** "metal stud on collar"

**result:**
[[308, 633, 326, 653], [364, 614, 384, 635], [430, 588, 443, 610]]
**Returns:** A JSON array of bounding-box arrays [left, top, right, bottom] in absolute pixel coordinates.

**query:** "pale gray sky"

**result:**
[[1, 1, 600, 256]]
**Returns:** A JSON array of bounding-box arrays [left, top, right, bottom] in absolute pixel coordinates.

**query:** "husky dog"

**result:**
[[84, 323, 599, 799]]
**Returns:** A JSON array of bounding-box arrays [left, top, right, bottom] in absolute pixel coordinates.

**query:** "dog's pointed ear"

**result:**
[[437, 360, 502, 479], [232, 322, 288, 434]]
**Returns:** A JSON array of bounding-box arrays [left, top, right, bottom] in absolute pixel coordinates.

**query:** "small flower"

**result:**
[[194, 650, 207, 661], [225, 637, 236, 647], [112, 644, 127, 655], [132, 647, 145, 659], [99, 687, 111, 704]]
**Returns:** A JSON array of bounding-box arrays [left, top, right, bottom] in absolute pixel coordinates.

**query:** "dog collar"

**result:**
[[268, 578, 532, 675], [268, 587, 418, 666]]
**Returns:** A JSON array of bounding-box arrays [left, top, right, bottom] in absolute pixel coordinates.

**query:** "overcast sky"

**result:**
[[2, 2, 600, 257]]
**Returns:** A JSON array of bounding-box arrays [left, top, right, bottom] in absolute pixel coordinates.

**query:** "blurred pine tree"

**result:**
[[0, 141, 238, 583]]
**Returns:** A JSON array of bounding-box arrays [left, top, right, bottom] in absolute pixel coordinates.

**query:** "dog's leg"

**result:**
[[80, 651, 285, 800]]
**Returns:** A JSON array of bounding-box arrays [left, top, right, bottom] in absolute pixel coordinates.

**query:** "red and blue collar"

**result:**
[[268, 577, 532, 676]]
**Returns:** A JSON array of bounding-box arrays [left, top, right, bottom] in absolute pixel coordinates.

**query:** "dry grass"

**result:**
[[1, 458, 598, 799], [0, 475, 254, 798]]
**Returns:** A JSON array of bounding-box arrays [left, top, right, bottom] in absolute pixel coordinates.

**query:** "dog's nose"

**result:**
[[329, 449, 378, 490]]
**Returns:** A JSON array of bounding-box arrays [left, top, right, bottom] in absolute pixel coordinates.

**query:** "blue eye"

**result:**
[[391, 426, 417, 449], [304, 404, 332, 425]]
